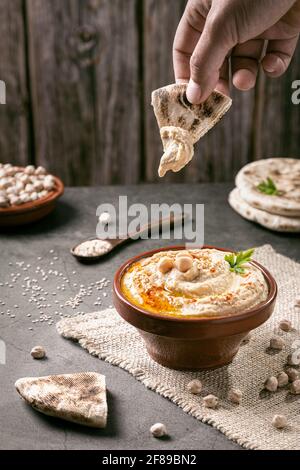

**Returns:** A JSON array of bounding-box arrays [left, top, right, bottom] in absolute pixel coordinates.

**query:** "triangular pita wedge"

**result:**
[[229, 187, 300, 233], [236, 158, 300, 217], [152, 83, 232, 176], [15, 372, 107, 428]]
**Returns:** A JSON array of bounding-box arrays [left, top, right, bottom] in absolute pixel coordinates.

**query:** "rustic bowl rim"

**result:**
[[113, 245, 277, 325], [0, 173, 64, 216]]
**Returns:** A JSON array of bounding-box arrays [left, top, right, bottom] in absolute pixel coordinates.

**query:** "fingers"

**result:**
[[231, 39, 265, 90], [262, 36, 299, 77], [215, 58, 230, 97], [187, 15, 233, 103], [173, 6, 205, 83]]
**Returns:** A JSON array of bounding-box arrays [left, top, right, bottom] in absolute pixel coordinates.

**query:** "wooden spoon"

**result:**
[[71, 213, 187, 263]]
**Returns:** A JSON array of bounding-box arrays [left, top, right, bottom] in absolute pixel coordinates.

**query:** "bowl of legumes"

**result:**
[[0, 163, 64, 227]]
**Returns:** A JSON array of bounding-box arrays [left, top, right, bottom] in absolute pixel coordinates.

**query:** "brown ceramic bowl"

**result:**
[[0, 175, 64, 227], [113, 245, 277, 370]]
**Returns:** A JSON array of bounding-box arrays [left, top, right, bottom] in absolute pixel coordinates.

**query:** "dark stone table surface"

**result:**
[[0, 184, 299, 450]]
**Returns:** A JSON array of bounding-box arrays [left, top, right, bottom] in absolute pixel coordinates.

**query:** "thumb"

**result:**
[[187, 14, 233, 104]]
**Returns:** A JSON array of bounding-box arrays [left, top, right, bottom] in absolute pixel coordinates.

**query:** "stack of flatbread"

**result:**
[[229, 158, 300, 233], [152, 84, 232, 177]]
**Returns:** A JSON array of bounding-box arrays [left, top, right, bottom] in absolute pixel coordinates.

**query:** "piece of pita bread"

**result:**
[[236, 158, 300, 217], [152, 84, 232, 177], [15, 372, 107, 428], [229, 187, 300, 233]]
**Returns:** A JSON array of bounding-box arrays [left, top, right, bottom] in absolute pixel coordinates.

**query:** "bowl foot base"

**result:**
[[140, 330, 247, 371]]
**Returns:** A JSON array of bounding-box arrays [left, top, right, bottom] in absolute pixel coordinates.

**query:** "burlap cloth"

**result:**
[[57, 245, 300, 450]]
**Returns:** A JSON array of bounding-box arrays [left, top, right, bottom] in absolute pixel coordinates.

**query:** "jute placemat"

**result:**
[[57, 245, 300, 450]]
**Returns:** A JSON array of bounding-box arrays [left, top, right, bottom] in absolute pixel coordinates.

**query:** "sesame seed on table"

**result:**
[[0, 184, 299, 450]]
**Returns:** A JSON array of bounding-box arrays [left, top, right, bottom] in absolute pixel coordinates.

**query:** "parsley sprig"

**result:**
[[257, 177, 279, 196], [225, 248, 255, 274]]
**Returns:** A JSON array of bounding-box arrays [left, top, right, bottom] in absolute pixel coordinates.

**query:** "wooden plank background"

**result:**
[[0, 0, 299, 185]]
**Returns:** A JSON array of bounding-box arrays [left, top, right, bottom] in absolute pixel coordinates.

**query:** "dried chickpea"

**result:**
[[203, 394, 218, 409], [272, 414, 287, 429], [264, 376, 278, 392], [30, 345, 46, 359], [187, 379, 202, 394], [287, 353, 300, 367], [277, 372, 289, 387], [290, 379, 300, 395], [24, 165, 35, 175], [228, 388, 242, 404], [279, 319, 292, 332], [286, 368, 300, 382], [270, 336, 285, 350], [150, 423, 167, 438]]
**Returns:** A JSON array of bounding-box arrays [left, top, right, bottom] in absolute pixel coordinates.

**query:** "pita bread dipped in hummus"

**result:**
[[151, 84, 232, 177]]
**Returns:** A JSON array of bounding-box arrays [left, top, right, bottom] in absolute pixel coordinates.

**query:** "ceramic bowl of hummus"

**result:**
[[113, 246, 277, 370]]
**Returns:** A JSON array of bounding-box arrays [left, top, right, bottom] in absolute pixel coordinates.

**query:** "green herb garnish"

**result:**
[[257, 177, 278, 196], [225, 248, 255, 275]]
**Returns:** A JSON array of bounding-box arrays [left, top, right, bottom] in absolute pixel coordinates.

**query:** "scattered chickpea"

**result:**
[[175, 255, 193, 273], [279, 319, 292, 332], [272, 414, 288, 430], [294, 296, 300, 307], [228, 388, 242, 404], [203, 394, 219, 409], [187, 379, 202, 395], [277, 372, 289, 388], [287, 353, 300, 367], [264, 376, 278, 392], [30, 345, 46, 359], [290, 379, 300, 395], [269, 336, 285, 351], [150, 423, 168, 438], [158, 256, 174, 274], [286, 368, 300, 382]]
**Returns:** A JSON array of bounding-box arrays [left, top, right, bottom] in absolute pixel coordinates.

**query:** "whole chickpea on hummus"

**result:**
[[121, 249, 268, 318]]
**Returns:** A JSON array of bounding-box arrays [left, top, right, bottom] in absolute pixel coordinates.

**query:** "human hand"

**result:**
[[173, 0, 300, 103]]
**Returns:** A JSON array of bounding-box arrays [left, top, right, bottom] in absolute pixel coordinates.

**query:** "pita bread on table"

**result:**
[[229, 187, 300, 233], [236, 158, 300, 217], [152, 84, 232, 177], [15, 372, 107, 428]]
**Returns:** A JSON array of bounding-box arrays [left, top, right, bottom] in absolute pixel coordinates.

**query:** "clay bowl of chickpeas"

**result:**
[[0, 164, 64, 227], [113, 245, 277, 370]]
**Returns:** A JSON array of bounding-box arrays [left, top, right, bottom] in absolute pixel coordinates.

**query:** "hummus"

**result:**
[[121, 249, 268, 318], [158, 126, 194, 177]]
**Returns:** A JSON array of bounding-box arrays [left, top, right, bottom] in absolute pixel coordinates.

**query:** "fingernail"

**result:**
[[264, 57, 280, 73], [186, 79, 202, 104], [264, 64, 275, 73]]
